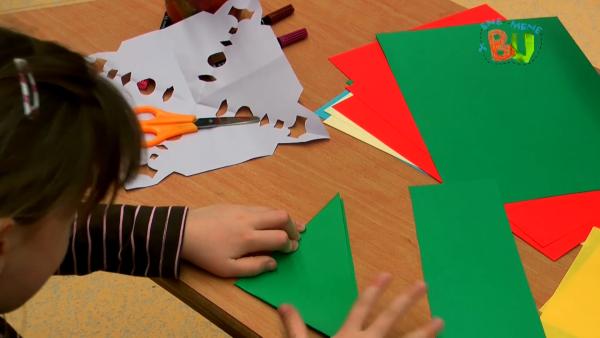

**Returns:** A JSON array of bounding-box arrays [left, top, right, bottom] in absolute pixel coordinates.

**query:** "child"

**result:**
[[0, 28, 442, 337]]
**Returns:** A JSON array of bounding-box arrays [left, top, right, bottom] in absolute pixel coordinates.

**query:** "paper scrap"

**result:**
[[89, 0, 328, 189], [411, 180, 545, 338], [235, 194, 357, 337]]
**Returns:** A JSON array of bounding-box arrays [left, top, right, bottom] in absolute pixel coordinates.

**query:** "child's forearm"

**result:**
[[56, 205, 188, 278]]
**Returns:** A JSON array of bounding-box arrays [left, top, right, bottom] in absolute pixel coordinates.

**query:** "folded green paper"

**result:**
[[236, 194, 357, 336]]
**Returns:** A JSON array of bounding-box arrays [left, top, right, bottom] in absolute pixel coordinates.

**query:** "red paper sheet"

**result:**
[[505, 191, 600, 260], [329, 4, 506, 182], [511, 221, 595, 261]]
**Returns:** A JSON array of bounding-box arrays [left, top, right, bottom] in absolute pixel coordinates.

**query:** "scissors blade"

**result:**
[[194, 116, 261, 129]]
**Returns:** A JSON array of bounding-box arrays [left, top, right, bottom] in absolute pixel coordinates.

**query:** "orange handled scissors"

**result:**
[[134, 105, 260, 147]]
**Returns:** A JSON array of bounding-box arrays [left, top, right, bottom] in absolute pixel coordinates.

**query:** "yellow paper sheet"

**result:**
[[323, 95, 415, 166], [541, 228, 600, 312], [541, 228, 600, 338], [542, 324, 578, 338], [0, 0, 93, 14]]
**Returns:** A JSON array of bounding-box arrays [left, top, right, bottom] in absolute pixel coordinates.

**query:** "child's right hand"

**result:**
[[181, 205, 304, 278], [278, 273, 444, 338]]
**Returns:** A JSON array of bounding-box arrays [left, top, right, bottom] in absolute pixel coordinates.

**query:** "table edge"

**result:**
[[152, 277, 260, 338]]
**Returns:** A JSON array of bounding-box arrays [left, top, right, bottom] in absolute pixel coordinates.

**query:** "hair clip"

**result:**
[[13, 58, 40, 117]]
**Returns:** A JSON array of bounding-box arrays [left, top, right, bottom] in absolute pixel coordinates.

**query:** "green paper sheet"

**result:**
[[410, 180, 545, 338], [235, 194, 357, 336], [378, 18, 600, 202]]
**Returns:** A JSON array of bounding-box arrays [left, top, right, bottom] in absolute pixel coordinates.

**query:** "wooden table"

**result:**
[[0, 1, 580, 336]]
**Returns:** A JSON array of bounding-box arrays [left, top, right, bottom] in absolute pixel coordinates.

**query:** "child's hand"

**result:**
[[278, 273, 444, 338], [181, 205, 304, 277]]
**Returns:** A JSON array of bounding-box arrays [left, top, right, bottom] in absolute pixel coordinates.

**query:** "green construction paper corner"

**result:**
[[410, 180, 545, 338], [235, 194, 358, 336]]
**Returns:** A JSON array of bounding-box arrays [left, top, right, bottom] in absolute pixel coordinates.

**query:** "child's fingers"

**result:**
[[253, 210, 300, 241], [341, 273, 392, 331], [297, 222, 306, 233], [229, 256, 277, 277], [246, 230, 298, 253], [369, 281, 427, 336], [278, 304, 308, 338], [403, 318, 444, 338]]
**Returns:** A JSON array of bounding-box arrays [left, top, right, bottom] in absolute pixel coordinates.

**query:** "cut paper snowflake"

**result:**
[[89, 0, 328, 189]]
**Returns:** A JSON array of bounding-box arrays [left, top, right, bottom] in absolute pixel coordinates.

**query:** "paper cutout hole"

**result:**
[[156, 144, 168, 150], [260, 114, 270, 126], [121, 72, 131, 86], [216, 100, 228, 117], [150, 154, 158, 160], [274, 120, 284, 129], [107, 69, 118, 79], [137, 80, 149, 91], [235, 106, 254, 118], [199, 74, 217, 82], [208, 52, 226, 68], [228, 7, 254, 22], [220, 40, 232, 46], [138, 78, 156, 95], [93, 58, 107, 73], [229, 27, 238, 34], [163, 86, 174, 102], [138, 164, 157, 178], [288, 116, 307, 138]]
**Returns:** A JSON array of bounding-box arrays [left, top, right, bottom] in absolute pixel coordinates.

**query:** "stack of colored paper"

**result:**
[[377, 15, 600, 260], [541, 228, 600, 337], [320, 4, 600, 261], [315, 5, 600, 337], [321, 4, 507, 182]]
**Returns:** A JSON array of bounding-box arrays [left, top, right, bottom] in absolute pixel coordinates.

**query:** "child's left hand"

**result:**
[[181, 205, 304, 278]]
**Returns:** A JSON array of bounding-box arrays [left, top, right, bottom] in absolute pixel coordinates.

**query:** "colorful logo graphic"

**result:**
[[480, 20, 543, 64]]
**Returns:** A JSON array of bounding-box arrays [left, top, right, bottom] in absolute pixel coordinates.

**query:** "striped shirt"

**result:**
[[0, 205, 188, 337], [57, 204, 188, 278]]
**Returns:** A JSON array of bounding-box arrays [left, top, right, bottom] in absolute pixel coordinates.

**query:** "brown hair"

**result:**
[[0, 27, 142, 224]]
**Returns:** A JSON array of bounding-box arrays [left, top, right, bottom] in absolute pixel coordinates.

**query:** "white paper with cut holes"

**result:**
[[89, 0, 328, 189]]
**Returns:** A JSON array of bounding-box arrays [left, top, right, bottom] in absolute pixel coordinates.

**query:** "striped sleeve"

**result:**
[[57, 204, 188, 278]]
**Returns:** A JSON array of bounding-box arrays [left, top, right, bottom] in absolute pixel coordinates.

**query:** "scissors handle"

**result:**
[[134, 105, 196, 124], [141, 123, 198, 147], [134, 106, 198, 147]]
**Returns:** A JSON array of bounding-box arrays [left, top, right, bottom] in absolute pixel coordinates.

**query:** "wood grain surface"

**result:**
[[0, 0, 585, 336]]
